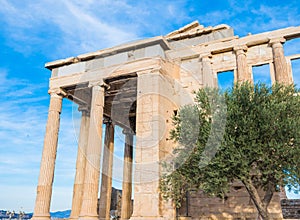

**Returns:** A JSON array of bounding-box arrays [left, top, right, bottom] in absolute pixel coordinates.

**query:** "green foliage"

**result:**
[[160, 83, 300, 208]]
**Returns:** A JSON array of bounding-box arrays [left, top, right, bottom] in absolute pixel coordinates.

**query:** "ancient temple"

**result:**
[[32, 21, 300, 220]]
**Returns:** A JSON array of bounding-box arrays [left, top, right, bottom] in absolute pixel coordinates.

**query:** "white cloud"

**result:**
[[0, 70, 81, 210], [0, 0, 193, 58], [1, 0, 299, 57], [198, 10, 233, 26], [250, 4, 300, 32], [197, 2, 300, 37], [50, 0, 137, 55], [0, 0, 138, 57], [0, 71, 48, 148]]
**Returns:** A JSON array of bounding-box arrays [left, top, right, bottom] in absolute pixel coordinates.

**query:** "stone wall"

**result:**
[[281, 199, 300, 219], [178, 181, 284, 220]]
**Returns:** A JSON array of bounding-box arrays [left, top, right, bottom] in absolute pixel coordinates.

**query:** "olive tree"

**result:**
[[160, 83, 300, 220]]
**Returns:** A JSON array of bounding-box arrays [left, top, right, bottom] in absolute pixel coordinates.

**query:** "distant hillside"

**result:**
[[0, 210, 32, 219], [50, 210, 71, 218]]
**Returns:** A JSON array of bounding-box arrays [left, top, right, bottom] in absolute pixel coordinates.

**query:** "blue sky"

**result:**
[[0, 0, 300, 212]]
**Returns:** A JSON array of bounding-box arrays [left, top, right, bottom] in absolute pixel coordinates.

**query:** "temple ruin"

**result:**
[[32, 21, 300, 220]]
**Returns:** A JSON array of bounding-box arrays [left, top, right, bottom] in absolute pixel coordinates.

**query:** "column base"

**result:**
[[130, 217, 166, 220], [31, 215, 51, 220], [79, 215, 99, 220]]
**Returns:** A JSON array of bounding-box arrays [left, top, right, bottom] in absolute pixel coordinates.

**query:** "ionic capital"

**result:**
[[78, 105, 90, 115], [199, 53, 212, 61], [234, 45, 248, 55], [103, 117, 113, 125], [88, 80, 109, 90], [269, 37, 286, 47], [122, 128, 135, 135], [48, 88, 67, 99]]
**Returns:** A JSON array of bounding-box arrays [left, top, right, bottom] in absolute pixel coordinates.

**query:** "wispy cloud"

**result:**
[[250, 4, 300, 32], [0, 70, 48, 212], [1, 0, 299, 57], [0, 70, 48, 146], [0, 0, 192, 58], [198, 10, 233, 26], [0, 70, 77, 178], [0, 0, 137, 57], [198, 1, 300, 36], [0, 68, 130, 210], [0, 69, 82, 211]]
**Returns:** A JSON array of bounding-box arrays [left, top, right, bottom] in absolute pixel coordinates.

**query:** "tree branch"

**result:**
[[242, 178, 270, 220], [262, 182, 275, 209]]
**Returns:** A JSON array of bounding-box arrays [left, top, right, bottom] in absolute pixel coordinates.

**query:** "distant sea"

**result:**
[[0, 210, 71, 219]]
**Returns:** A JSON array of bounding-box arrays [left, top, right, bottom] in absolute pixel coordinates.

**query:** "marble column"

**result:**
[[131, 70, 171, 220], [99, 120, 115, 220], [32, 88, 66, 220], [79, 83, 105, 220], [269, 38, 291, 84], [200, 53, 214, 87], [120, 129, 134, 220], [70, 106, 90, 220], [234, 45, 252, 82]]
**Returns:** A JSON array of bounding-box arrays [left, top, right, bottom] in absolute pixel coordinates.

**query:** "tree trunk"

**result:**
[[242, 179, 270, 220], [262, 182, 275, 209]]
